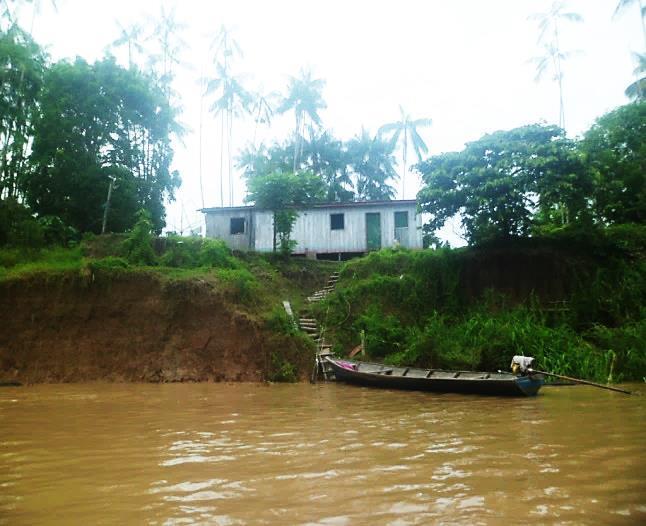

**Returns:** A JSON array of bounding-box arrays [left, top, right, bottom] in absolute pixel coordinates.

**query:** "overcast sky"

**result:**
[[11, 0, 644, 238]]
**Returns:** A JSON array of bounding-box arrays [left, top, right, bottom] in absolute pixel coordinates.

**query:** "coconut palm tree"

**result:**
[[615, 0, 646, 47], [250, 90, 276, 148], [625, 52, 646, 99], [302, 130, 353, 202], [347, 128, 398, 201], [207, 27, 252, 206], [278, 69, 326, 172], [111, 21, 143, 69], [529, 1, 583, 129], [378, 106, 432, 200]]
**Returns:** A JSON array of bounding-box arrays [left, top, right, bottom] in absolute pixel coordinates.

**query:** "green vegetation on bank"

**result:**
[[0, 215, 337, 381], [314, 226, 646, 383]]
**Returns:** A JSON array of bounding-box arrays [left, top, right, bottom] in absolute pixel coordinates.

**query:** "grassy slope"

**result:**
[[315, 228, 646, 382], [2, 227, 643, 383]]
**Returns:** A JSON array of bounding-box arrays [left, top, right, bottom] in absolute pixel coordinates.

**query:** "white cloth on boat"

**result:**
[[510, 356, 535, 373]]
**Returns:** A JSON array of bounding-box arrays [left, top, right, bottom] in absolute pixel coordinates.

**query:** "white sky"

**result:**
[[11, 0, 645, 239]]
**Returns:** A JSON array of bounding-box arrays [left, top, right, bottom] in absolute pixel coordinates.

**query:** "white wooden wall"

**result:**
[[288, 205, 422, 254], [204, 204, 423, 253]]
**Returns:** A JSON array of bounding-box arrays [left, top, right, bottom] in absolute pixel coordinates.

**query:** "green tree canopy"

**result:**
[[581, 101, 646, 224], [0, 25, 45, 199], [245, 170, 325, 252], [346, 128, 398, 201], [25, 56, 180, 233], [417, 124, 590, 245], [238, 129, 397, 203]]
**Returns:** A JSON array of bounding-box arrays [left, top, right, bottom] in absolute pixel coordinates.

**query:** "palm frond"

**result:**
[[614, 0, 637, 17]]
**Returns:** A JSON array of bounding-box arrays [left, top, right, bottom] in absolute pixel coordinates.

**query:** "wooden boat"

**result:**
[[326, 358, 544, 397]]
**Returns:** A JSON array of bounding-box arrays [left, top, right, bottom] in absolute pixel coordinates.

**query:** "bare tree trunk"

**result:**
[[198, 84, 205, 208], [227, 109, 233, 206], [402, 131, 408, 200], [219, 112, 225, 207]]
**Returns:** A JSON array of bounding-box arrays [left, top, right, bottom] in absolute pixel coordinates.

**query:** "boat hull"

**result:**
[[328, 359, 543, 397]]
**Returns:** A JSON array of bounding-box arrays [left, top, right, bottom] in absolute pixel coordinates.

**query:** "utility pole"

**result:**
[[101, 176, 116, 234]]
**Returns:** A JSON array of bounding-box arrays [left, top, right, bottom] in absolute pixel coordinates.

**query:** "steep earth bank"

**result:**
[[0, 271, 298, 383]]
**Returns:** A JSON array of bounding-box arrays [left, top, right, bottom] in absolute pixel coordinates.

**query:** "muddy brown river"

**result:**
[[1, 382, 644, 525]]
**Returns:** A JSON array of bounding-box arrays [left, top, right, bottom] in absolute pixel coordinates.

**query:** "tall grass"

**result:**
[[320, 235, 646, 382]]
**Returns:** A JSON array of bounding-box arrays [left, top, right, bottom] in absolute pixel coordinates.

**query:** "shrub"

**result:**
[[122, 209, 156, 265], [86, 256, 129, 273], [38, 215, 79, 246], [159, 235, 201, 268], [268, 353, 298, 382], [0, 198, 44, 248], [264, 305, 298, 336], [215, 268, 258, 303], [199, 239, 237, 268]]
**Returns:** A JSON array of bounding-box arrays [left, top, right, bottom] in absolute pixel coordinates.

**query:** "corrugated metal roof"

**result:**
[[200, 199, 417, 214]]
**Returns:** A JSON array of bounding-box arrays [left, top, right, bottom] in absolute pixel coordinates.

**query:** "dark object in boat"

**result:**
[[326, 358, 544, 397]]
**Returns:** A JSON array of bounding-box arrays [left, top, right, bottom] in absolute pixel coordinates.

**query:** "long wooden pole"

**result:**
[[529, 369, 632, 395]]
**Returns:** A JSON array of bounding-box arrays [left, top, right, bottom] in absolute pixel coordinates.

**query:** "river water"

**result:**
[[1, 382, 644, 525]]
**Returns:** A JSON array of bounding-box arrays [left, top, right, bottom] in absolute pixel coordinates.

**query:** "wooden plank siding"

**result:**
[[201, 201, 423, 254]]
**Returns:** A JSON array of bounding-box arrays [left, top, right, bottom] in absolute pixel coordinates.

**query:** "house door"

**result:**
[[366, 213, 381, 250]]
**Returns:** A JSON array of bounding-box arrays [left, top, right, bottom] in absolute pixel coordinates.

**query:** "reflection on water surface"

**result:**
[[1, 383, 644, 525]]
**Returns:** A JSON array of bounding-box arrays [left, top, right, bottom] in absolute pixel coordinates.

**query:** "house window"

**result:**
[[230, 217, 245, 235], [394, 211, 409, 228], [330, 213, 344, 230]]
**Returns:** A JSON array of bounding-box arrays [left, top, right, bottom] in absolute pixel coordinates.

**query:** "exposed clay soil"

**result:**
[[0, 271, 272, 383]]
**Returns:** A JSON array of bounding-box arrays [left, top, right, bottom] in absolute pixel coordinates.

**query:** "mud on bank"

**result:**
[[0, 269, 315, 384]]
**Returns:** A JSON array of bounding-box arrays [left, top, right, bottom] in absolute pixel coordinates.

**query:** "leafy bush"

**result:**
[[0, 198, 44, 248], [159, 235, 201, 268], [86, 256, 129, 273], [264, 305, 298, 336], [199, 239, 238, 268], [38, 215, 79, 246], [584, 318, 646, 381], [355, 306, 408, 359], [215, 268, 258, 303], [268, 353, 298, 382], [122, 209, 156, 265]]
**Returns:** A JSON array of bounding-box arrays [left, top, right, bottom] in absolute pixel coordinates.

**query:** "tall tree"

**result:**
[[245, 170, 325, 253], [529, 1, 583, 129], [207, 25, 251, 207], [150, 5, 186, 101], [302, 131, 353, 202], [0, 25, 45, 199], [378, 106, 431, 200], [416, 124, 590, 245], [580, 101, 646, 224], [110, 21, 143, 69], [250, 89, 275, 148], [624, 52, 646, 99], [614, 0, 646, 48], [346, 128, 398, 201], [26, 57, 180, 233], [278, 69, 326, 172]]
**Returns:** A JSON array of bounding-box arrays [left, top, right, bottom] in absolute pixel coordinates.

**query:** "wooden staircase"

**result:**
[[306, 271, 340, 304], [301, 271, 340, 381]]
